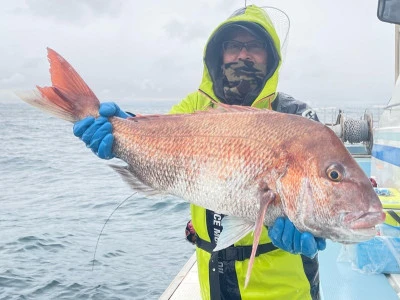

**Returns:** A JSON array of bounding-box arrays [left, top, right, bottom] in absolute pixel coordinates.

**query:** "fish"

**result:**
[[17, 48, 386, 287]]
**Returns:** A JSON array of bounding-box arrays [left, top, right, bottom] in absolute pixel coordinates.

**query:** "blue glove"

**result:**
[[268, 217, 326, 258], [73, 102, 132, 159]]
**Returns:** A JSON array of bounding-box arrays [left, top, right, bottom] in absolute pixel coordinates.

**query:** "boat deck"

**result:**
[[160, 252, 200, 300], [319, 241, 400, 299], [161, 242, 400, 299]]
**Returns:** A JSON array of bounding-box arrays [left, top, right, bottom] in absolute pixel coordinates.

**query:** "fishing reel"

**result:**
[[326, 111, 374, 155]]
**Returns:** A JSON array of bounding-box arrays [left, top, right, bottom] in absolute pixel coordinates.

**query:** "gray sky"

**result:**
[[0, 0, 396, 108]]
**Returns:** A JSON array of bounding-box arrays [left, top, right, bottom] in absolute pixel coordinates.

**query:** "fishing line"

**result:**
[[92, 192, 138, 271]]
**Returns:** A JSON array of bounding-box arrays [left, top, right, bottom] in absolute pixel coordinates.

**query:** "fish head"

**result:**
[[279, 127, 385, 243]]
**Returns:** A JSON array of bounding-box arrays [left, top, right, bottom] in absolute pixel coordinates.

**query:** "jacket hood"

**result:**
[[199, 5, 283, 108]]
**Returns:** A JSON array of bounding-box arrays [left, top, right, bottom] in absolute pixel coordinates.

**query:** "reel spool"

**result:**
[[326, 111, 373, 154]]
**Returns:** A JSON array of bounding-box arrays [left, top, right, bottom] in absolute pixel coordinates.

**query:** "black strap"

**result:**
[[218, 243, 278, 261], [196, 234, 278, 261], [387, 210, 400, 224], [195, 234, 215, 252], [197, 234, 278, 300], [209, 252, 221, 300]]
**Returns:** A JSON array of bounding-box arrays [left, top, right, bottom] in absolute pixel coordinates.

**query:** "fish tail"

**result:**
[[16, 48, 100, 122]]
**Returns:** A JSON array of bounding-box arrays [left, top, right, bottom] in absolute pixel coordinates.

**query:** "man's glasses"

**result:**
[[222, 40, 267, 56]]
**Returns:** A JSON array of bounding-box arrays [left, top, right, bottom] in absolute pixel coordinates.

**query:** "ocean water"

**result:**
[[0, 102, 194, 300]]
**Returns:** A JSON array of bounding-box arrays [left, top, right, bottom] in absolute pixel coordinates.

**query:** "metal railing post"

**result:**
[[396, 24, 399, 82]]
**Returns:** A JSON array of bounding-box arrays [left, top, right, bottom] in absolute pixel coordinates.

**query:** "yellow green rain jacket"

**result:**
[[170, 5, 320, 300]]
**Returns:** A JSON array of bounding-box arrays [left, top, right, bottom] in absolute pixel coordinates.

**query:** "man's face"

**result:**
[[222, 31, 268, 65]]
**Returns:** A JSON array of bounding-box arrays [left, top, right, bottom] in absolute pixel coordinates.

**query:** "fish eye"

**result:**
[[326, 164, 344, 182]]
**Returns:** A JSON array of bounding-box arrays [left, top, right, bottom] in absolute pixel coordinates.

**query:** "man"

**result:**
[[74, 5, 326, 300]]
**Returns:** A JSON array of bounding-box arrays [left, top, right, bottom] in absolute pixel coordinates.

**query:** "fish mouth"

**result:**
[[335, 227, 378, 244], [343, 211, 386, 230]]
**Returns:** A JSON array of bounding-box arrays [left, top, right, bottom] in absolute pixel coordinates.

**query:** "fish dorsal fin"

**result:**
[[109, 164, 164, 197], [213, 216, 254, 252], [126, 102, 264, 123], [126, 114, 178, 122], [210, 101, 263, 113]]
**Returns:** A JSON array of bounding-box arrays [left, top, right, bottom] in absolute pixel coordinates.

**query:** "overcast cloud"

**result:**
[[0, 0, 395, 108]]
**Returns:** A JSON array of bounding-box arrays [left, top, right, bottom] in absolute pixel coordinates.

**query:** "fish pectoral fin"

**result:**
[[213, 216, 254, 252], [244, 189, 276, 288], [109, 164, 163, 196]]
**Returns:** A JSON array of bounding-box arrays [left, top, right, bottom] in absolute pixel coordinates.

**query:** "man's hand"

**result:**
[[185, 220, 197, 244], [73, 102, 132, 159], [268, 217, 326, 258]]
